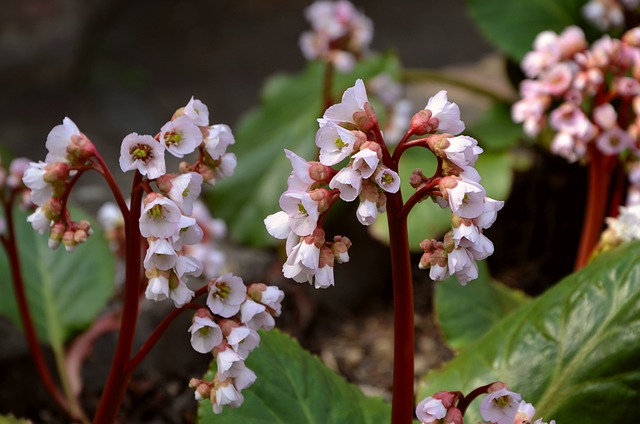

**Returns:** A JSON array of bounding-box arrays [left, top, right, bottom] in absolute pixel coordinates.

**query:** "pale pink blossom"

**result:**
[[144, 238, 177, 271], [447, 247, 478, 285], [429, 264, 449, 281], [597, 126, 633, 155], [207, 273, 247, 318], [27, 207, 51, 234], [480, 387, 522, 424], [442, 177, 486, 219], [139, 195, 182, 238], [320, 79, 369, 127], [119, 133, 166, 179], [593, 102, 618, 130], [174, 253, 203, 278], [284, 149, 315, 191], [373, 166, 400, 193], [316, 123, 360, 166], [352, 147, 379, 178], [160, 116, 202, 158], [423, 90, 465, 135], [330, 166, 363, 201], [184, 96, 209, 127], [443, 135, 483, 168], [169, 277, 194, 308], [164, 172, 203, 215], [514, 401, 536, 424], [240, 299, 275, 330], [45, 117, 80, 164], [542, 62, 574, 95], [189, 310, 223, 354], [415, 396, 447, 423], [279, 190, 320, 237], [264, 210, 292, 239], [204, 124, 235, 160], [356, 198, 377, 225], [22, 161, 53, 206], [212, 153, 237, 180], [171, 215, 203, 249], [474, 197, 505, 229], [226, 325, 260, 359]]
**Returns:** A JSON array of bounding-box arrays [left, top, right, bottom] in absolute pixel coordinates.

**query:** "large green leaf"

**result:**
[[0, 207, 116, 345], [370, 149, 513, 250], [198, 329, 390, 423], [418, 241, 640, 423], [209, 54, 400, 247], [466, 0, 588, 60], [435, 261, 530, 351]]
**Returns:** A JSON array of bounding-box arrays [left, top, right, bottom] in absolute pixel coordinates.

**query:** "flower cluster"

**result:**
[[416, 382, 555, 424], [412, 92, 504, 285], [266, 79, 502, 286], [512, 25, 640, 200], [22, 118, 98, 251], [583, 0, 639, 30], [299, 0, 373, 71], [187, 278, 284, 414], [119, 97, 235, 308]]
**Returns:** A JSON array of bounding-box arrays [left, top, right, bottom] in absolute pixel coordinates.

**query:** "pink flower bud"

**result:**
[[443, 406, 463, 424], [308, 162, 336, 184], [67, 133, 97, 165], [409, 109, 434, 136], [352, 102, 378, 132]]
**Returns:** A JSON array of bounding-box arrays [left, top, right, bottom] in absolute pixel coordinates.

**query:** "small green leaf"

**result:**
[[198, 329, 390, 423], [435, 261, 530, 351], [418, 241, 640, 423], [466, 0, 589, 60], [0, 415, 31, 424], [0, 207, 116, 345], [209, 53, 401, 247], [370, 150, 513, 250]]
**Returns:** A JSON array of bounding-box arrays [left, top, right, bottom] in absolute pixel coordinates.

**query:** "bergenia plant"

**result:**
[[512, 24, 640, 268], [3, 97, 284, 422], [264, 77, 510, 423]]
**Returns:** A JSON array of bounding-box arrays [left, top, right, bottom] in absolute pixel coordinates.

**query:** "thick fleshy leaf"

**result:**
[[0, 207, 116, 345], [466, 0, 590, 60], [435, 261, 530, 351], [198, 329, 390, 423], [370, 149, 512, 250], [418, 241, 640, 423], [208, 53, 400, 247]]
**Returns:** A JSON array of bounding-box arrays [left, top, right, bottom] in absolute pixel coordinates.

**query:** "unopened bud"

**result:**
[[432, 391, 456, 409], [78, 219, 93, 235], [308, 162, 336, 184], [73, 229, 88, 244], [410, 169, 427, 189], [309, 188, 333, 214], [172, 107, 186, 121], [247, 283, 267, 303], [443, 407, 463, 424], [63, 230, 76, 252], [43, 198, 63, 221], [331, 235, 351, 263], [67, 133, 97, 164], [48, 222, 66, 250], [44, 163, 70, 186], [179, 161, 193, 174], [155, 174, 176, 194], [410, 109, 433, 135], [352, 102, 378, 132]]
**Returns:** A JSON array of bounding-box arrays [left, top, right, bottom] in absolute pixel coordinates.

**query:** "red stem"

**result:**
[[574, 149, 616, 270], [92, 154, 130, 220], [457, 383, 492, 416], [1, 196, 71, 417], [93, 172, 144, 423], [126, 302, 201, 372]]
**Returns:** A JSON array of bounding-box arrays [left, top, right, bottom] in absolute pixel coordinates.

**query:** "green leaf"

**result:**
[[435, 261, 530, 351], [198, 329, 390, 423], [209, 53, 401, 247], [0, 207, 116, 345], [370, 150, 513, 250], [0, 415, 31, 424], [418, 241, 640, 423], [466, 0, 588, 60]]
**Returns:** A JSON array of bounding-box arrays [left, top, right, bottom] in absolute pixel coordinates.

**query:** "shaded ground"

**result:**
[[0, 0, 587, 422]]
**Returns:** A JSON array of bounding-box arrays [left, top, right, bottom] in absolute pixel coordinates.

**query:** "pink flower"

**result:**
[[45, 117, 80, 164], [285, 149, 315, 191], [204, 124, 235, 160], [264, 210, 292, 240], [441, 177, 486, 219], [139, 194, 182, 238], [188, 309, 223, 354], [480, 387, 522, 424], [330, 166, 363, 201], [596, 126, 633, 155], [423, 90, 465, 135], [160, 116, 202, 158], [415, 396, 447, 423], [184, 96, 209, 127], [442, 135, 483, 168], [279, 190, 320, 237], [315, 123, 359, 166], [447, 246, 478, 285], [320, 79, 369, 127], [352, 147, 380, 178], [207, 273, 247, 318], [373, 166, 400, 193], [119, 133, 166, 179], [162, 172, 203, 215]]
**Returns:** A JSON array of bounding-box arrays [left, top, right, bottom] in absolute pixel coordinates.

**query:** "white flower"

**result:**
[[166, 172, 203, 215], [97, 202, 124, 232], [45, 117, 80, 164], [329, 166, 362, 201], [169, 277, 194, 308], [283, 234, 318, 283], [514, 401, 536, 424], [145, 271, 170, 302], [212, 378, 244, 414], [160, 116, 202, 158], [443, 135, 482, 168], [319, 79, 369, 127], [216, 344, 243, 379], [315, 123, 359, 166], [474, 197, 505, 229], [22, 162, 53, 206], [240, 299, 275, 330], [204, 124, 235, 160], [356, 198, 377, 225], [264, 211, 291, 240], [352, 147, 379, 178], [415, 396, 447, 423], [207, 273, 247, 318], [174, 254, 203, 278], [212, 153, 237, 180], [260, 286, 285, 316], [188, 311, 223, 354], [313, 262, 335, 288], [171, 215, 203, 249], [424, 91, 465, 135], [447, 247, 478, 285], [119, 133, 166, 179], [226, 325, 260, 359], [480, 387, 522, 424], [443, 178, 486, 219], [429, 263, 449, 281], [373, 166, 400, 193], [465, 233, 494, 260], [285, 149, 314, 192], [184, 96, 209, 126], [27, 207, 51, 234], [279, 191, 320, 237], [143, 238, 177, 271], [139, 195, 182, 238]]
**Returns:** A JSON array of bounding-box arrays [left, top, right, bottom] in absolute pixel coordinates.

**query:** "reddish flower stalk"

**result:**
[[93, 171, 143, 424]]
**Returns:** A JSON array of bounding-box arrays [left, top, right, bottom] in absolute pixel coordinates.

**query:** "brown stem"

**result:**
[[574, 149, 616, 270], [1, 198, 71, 417], [92, 172, 144, 423]]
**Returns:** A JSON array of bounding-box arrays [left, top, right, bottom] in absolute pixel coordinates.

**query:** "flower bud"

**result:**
[[48, 222, 66, 250], [73, 229, 88, 244], [409, 109, 434, 135], [409, 169, 427, 189], [331, 235, 351, 263], [443, 406, 463, 424], [247, 283, 268, 303], [63, 230, 76, 252], [352, 102, 378, 132], [43, 198, 63, 221], [67, 133, 97, 165], [308, 162, 336, 184]]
